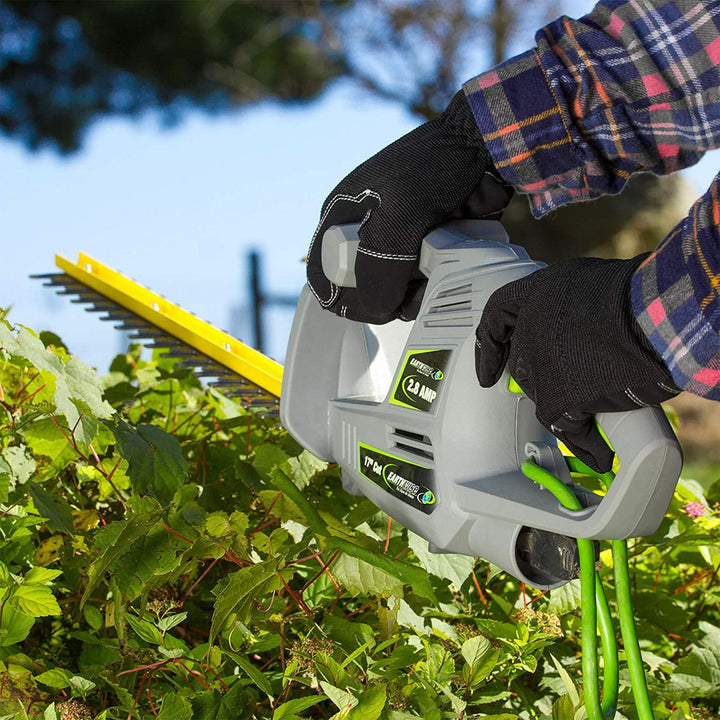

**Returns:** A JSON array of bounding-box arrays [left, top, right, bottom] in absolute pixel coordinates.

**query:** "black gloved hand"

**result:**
[[475, 254, 681, 472], [307, 90, 513, 324]]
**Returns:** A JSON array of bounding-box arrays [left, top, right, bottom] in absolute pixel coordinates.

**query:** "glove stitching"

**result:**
[[307, 189, 382, 308], [357, 247, 417, 261], [624, 388, 649, 407], [657, 381, 680, 395]]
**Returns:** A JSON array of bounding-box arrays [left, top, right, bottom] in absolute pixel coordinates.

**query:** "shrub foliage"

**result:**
[[0, 317, 718, 719]]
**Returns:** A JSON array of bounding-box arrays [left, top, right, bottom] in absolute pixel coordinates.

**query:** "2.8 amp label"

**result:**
[[358, 443, 436, 515], [391, 349, 452, 412]]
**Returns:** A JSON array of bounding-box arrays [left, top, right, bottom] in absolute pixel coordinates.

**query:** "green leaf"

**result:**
[[550, 655, 579, 707], [271, 695, 325, 720], [319, 681, 356, 712], [204, 511, 248, 539], [349, 684, 386, 720], [43, 703, 59, 720], [23, 567, 62, 585], [11, 584, 61, 617], [82, 605, 104, 631], [407, 531, 474, 587], [0, 323, 114, 443], [331, 553, 403, 598], [81, 502, 164, 607], [285, 450, 328, 489], [157, 611, 188, 634], [210, 560, 281, 644], [108, 418, 188, 504], [0, 603, 35, 646], [552, 695, 576, 720], [69, 675, 96, 696], [253, 443, 290, 478], [126, 613, 164, 645], [0, 445, 36, 485], [34, 668, 73, 688], [27, 481, 74, 535], [461, 634, 498, 685], [547, 579, 582, 615], [158, 692, 193, 720], [225, 650, 274, 700], [156, 646, 184, 659]]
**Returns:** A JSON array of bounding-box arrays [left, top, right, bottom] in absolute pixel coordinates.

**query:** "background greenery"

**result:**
[[0, 316, 718, 719]]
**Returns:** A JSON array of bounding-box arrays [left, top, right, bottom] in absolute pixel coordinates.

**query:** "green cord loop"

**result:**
[[520, 457, 654, 719]]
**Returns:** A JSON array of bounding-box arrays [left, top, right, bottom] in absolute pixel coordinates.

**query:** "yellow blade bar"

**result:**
[[55, 252, 284, 398]]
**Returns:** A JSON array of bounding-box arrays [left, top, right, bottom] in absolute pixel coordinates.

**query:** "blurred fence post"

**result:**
[[247, 249, 298, 355]]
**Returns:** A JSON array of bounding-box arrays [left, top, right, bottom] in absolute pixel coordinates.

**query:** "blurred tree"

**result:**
[[331, 0, 693, 261], [0, 0, 347, 152], [0, 0, 696, 259]]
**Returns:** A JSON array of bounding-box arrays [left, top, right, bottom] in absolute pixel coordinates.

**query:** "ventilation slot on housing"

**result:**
[[424, 283, 474, 328], [391, 428, 434, 462]]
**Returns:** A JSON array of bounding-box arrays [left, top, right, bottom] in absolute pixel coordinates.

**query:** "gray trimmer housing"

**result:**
[[281, 220, 683, 589]]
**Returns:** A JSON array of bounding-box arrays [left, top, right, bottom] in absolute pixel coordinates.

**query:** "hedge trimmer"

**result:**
[[281, 220, 683, 719], [39, 223, 683, 718]]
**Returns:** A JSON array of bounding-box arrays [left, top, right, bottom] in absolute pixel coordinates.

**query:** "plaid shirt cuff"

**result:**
[[463, 50, 588, 218], [632, 178, 720, 399]]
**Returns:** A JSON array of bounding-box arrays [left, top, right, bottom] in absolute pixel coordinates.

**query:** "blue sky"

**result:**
[[0, 81, 418, 369], [2, 60, 719, 373]]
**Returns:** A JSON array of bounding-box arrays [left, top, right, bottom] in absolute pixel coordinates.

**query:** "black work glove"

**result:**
[[307, 90, 513, 324], [475, 254, 681, 473]]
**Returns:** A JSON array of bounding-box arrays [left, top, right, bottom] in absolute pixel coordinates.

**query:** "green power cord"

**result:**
[[520, 458, 654, 720]]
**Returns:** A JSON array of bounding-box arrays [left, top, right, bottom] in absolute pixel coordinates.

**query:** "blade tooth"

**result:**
[[165, 347, 204, 357], [127, 327, 167, 339], [147, 338, 186, 349], [31, 273, 75, 287], [84, 304, 120, 313], [70, 293, 106, 304], [102, 311, 136, 322]]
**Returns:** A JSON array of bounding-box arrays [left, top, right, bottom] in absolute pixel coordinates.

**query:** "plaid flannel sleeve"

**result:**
[[463, 0, 720, 216], [464, 0, 720, 399], [633, 175, 720, 399]]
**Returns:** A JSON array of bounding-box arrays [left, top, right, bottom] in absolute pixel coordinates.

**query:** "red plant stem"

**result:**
[[117, 660, 171, 677], [652, 561, 666, 593], [299, 549, 341, 594], [673, 568, 715, 595], [49, 415, 82, 456], [175, 659, 212, 691], [268, 620, 287, 672], [0, 497, 24, 520], [248, 492, 282, 537], [89, 449, 127, 510], [347, 598, 378, 618], [383, 516, 392, 554], [202, 662, 230, 692], [159, 522, 193, 545], [14, 370, 40, 404], [276, 572, 313, 616], [471, 570, 489, 609], [126, 671, 148, 720], [17, 383, 46, 407], [146, 671, 158, 718], [527, 588, 550, 606], [181, 557, 221, 606]]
